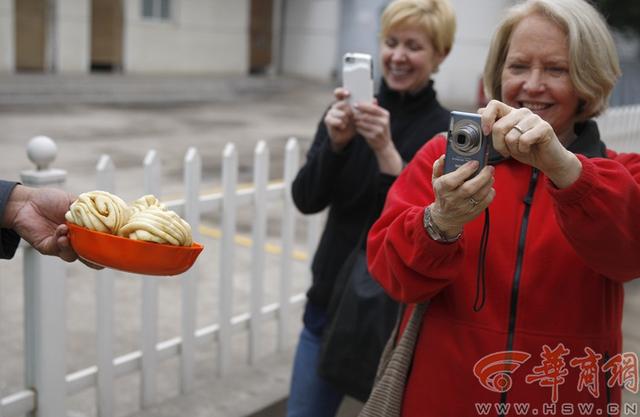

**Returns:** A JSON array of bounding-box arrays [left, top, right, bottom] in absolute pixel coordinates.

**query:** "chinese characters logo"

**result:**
[[474, 345, 638, 403]]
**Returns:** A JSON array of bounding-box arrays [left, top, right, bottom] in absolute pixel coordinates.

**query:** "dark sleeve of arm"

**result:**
[[291, 116, 352, 214], [373, 173, 399, 217], [0, 180, 21, 259]]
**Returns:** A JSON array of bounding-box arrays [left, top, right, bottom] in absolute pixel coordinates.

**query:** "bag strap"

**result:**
[[372, 302, 405, 380], [358, 302, 429, 417]]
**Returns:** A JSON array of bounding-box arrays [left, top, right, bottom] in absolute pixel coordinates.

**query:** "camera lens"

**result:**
[[451, 122, 483, 155]]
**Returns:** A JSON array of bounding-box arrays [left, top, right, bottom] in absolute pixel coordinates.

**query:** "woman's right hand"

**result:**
[[324, 88, 357, 152], [429, 155, 496, 238]]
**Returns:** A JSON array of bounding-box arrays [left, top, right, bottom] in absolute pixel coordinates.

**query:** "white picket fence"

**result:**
[[597, 104, 640, 153], [1, 137, 323, 417]]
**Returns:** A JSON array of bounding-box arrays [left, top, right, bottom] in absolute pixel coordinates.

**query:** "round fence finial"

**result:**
[[27, 135, 57, 171]]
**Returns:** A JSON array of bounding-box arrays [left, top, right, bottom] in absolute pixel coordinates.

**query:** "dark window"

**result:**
[[142, 0, 171, 20], [142, 0, 154, 18], [160, 0, 170, 19]]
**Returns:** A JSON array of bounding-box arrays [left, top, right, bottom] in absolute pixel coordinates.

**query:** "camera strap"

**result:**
[[473, 208, 491, 312]]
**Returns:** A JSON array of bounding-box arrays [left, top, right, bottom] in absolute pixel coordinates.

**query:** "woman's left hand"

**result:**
[[353, 101, 403, 175], [480, 100, 582, 188]]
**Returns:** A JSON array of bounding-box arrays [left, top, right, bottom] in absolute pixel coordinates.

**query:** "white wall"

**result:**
[[0, 0, 14, 72], [281, 0, 341, 80], [57, 0, 90, 73], [433, 0, 512, 109], [124, 0, 249, 74]]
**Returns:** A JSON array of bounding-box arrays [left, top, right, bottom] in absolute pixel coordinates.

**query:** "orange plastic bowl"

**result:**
[[67, 222, 204, 276]]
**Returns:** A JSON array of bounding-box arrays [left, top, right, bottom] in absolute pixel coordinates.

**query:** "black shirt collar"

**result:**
[[377, 78, 438, 114], [567, 120, 607, 158]]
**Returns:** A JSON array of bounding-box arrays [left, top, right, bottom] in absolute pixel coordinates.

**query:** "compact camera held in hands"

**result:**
[[342, 52, 374, 107], [444, 111, 491, 176]]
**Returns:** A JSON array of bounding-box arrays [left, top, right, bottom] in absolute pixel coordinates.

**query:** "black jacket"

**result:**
[[291, 79, 450, 328], [0, 180, 20, 259]]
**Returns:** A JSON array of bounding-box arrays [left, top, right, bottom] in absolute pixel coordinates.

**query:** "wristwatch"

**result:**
[[423, 205, 461, 243]]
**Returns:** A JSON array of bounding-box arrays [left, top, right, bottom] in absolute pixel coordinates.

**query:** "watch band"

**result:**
[[423, 205, 461, 243]]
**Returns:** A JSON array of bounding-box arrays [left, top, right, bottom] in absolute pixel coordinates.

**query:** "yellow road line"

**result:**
[[164, 180, 285, 201], [198, 225, 309, 262]]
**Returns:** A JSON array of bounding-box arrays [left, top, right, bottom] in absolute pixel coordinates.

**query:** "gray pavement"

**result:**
[[0, 73, 638, 416]]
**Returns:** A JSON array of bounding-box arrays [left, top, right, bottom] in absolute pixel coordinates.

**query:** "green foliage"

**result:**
[[593, 0, 640, 36]]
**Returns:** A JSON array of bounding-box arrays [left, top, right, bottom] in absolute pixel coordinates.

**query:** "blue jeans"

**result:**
[[286, 327, 344, 417]]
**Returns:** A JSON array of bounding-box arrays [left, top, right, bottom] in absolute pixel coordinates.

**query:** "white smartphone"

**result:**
[[342, 52, 374, 107]]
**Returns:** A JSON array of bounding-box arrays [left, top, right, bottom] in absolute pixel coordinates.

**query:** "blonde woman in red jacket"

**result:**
[[367, 0, 640, 416]]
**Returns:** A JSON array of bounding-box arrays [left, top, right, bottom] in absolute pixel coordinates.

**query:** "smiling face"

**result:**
[[501, 14, 581, 143], [381, 26, 444, 94]]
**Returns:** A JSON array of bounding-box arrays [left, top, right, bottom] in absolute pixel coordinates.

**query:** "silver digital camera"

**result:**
[[342, 52, 374, 107], [443, 111, 491, 176]]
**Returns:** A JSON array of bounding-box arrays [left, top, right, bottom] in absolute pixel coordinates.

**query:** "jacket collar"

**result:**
[[377, 78, 438, 114], [567, 120, 607, 158]]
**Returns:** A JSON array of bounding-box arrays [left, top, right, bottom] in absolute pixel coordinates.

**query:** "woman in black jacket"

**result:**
[[286, 1, 457, 415]]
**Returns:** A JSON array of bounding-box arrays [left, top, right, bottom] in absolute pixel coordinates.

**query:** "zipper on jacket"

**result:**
[[604, 351, 612, 417], [499, 168, 539, 415]]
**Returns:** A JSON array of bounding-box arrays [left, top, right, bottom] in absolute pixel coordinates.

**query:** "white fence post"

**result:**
[[21, 136, 67, 417], [141, 150, 161, 408], [625, 104, 640, 145], [219, 143, 237, 375], [250, 141, 269, 365], [181, 147, 201, 393], [278, 138, 299, 352], [96, 155, 116, 417]]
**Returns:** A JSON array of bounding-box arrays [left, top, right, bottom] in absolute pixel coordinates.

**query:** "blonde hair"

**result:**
[[483, 0, 621, 119], [380, 0, 456, 57]]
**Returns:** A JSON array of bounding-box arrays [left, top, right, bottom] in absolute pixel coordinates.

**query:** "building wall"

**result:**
[[611, 34, 640, 106], [337, 0, 388, 83], [57, 0, 90, 72], [432, 0, 512, 109], [0, 0, 14, 72], [124, 0, 249, 74], [280, 0, 341, 80]]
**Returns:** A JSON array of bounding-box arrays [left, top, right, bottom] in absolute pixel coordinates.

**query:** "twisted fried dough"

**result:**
[[130, 195, 166, 214], [119, 207, 193, 246], [65, 190, 130, 234]]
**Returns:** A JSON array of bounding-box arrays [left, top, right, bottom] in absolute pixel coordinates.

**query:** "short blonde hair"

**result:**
[[483, 0, 621, 119], [380, 0, 456, 57]]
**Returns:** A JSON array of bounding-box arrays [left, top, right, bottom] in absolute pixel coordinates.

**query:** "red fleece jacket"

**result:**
[[367, 128, 640, 417]]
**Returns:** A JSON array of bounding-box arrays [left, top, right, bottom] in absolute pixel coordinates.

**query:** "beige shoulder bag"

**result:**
[[358, 302, 428, 417]]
